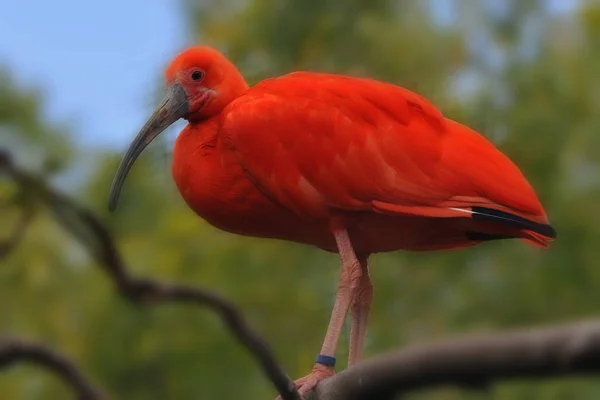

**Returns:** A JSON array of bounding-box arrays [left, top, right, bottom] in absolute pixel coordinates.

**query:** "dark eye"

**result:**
[[191, 70, 204, 81]]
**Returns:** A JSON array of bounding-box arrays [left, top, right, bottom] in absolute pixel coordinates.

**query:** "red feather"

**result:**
[[113, 47, 558, 392], [220, 72, 554, 247]]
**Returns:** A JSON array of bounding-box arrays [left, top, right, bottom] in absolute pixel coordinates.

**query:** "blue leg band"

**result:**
[[316, 354, 336, 367]]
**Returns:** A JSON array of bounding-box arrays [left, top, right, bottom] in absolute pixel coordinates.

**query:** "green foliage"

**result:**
[[2, 1, 600, 399]]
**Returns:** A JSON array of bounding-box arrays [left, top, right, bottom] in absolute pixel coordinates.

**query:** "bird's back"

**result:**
[[221, 72, 556, 250]]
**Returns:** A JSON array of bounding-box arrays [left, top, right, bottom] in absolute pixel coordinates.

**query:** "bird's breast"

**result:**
[[171, 128, 335, 250]]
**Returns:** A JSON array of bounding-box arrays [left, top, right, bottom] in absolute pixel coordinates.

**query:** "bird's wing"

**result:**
[[220, 72, 551, 233]]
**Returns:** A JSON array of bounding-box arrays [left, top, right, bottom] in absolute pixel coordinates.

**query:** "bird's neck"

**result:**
[[172, 118, 221, 187], [171, 118, 244, 219]]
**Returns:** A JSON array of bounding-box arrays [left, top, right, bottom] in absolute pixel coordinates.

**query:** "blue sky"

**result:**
[[1, 0, 578, 152], [0, 0, 188, 150]]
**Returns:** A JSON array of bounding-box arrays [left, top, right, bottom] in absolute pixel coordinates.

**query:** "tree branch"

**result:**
[[0, 336, 104, 400], [0, 152, 35, 259], [314, 320, 600, 399], [0, 149, 300, 400], [0, 199, 34, 260], [6, 147, 600, 400]]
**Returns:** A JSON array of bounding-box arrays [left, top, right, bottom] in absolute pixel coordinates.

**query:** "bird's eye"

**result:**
[[191, 70, 204, 81]]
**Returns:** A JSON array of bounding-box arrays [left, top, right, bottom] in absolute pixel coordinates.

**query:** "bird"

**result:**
[[108, 45, 556, 397]]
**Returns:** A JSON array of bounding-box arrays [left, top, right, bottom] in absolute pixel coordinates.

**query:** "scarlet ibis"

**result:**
[[108, 46, 556, 396]]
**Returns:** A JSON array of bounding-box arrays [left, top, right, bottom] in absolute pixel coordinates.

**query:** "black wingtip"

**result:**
[[471, 206, 557, 239]]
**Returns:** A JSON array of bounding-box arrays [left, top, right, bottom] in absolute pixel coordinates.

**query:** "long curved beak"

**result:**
[[108, 84, 189, 212]]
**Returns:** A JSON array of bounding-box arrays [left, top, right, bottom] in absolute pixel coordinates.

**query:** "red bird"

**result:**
[[109, 46, 556, 396]]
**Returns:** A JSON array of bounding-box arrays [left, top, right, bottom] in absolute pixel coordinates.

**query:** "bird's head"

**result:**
[[107, 46, 248, 211]]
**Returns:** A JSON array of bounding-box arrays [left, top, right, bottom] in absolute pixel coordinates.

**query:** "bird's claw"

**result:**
[[276, 363, 335, 399]]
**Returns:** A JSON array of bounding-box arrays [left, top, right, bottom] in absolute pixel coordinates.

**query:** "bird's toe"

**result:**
[[276, 363, 335, 399]]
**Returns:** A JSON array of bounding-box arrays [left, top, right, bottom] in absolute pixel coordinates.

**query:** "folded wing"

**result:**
[[220, 72, 555, 245]]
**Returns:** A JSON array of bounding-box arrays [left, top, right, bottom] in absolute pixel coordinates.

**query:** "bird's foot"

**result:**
[[276, 363, 335, 399]]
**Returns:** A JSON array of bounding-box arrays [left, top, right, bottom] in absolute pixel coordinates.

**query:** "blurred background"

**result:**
[[1, 0, 599, 399]]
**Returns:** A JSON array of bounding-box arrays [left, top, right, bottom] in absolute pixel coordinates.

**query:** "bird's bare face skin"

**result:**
[[170, 67, 216, 118]]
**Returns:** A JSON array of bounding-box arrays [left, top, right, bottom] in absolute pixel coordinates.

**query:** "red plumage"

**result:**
[[110, 46, 556, 397], [220, 72, 554, 249]]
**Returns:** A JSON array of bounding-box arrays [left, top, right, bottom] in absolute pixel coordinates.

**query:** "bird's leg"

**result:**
[[348, 254, 372, 367], [282, 227, 362, 399]]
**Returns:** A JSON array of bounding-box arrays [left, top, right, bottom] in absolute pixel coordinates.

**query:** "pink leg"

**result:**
[[277, 227, 363, 399], [348, 255, 373, 367]]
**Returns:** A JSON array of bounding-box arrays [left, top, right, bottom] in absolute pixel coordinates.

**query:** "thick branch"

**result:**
[[315, 320, 600, 399], [0, 149, 300, 400], [0, 337, 104, 400]]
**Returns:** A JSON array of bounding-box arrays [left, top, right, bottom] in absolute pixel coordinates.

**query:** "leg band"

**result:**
[[315, 354, 336, 367]]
